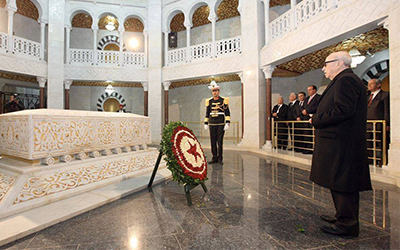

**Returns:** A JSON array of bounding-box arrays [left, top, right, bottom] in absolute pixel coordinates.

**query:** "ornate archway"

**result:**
[[97, 92, 126, 112], [97, 35, 126, 51]]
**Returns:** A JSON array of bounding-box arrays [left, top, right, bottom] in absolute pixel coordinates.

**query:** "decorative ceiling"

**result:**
[[170, 13, 185, 33], [99, 15, 120, 30], [72, 13, 93, 28], [0, 71, 37, 83], [16, 0, 39, 21], [277, 27, 389, 75], [124, 18, 144, 32], [192, 5, 211, 29], [171, 74, 240, 89], [270, 0, 290, 7], [72, 81, 142, 88], [217, 0, 240, 22]]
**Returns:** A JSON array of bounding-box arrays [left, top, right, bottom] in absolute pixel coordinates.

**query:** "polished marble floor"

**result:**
[[1, 151, 399, 250]]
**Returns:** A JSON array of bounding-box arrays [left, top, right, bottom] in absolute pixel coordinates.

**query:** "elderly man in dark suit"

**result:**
[[302, 85, 320, 154], [272, 97, 288, 149], [287, 92, 302, 152], [367, 79, 390, 165], [310, 51, 372, 237]]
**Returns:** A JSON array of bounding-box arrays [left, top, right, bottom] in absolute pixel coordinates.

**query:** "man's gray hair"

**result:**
[[331, 51, 352, 67]]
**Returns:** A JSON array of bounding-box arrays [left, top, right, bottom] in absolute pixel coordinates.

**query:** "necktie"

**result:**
[[308, 96, 312, 104], [368, 93, 374, 107]]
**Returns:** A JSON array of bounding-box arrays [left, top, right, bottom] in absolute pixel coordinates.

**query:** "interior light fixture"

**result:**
[[105, 84, 115, 94], [129, 38, 139, 49], [106, 22, 116, 31], [349, 48, 366, 68]]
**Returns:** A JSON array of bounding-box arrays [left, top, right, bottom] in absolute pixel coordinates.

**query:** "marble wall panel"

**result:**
[[177, 16, 241, 48], [13, 13, 40, 42], [169, 80, 242, 130], [0, 8, 7, 33], [69, 86, 144, 115]]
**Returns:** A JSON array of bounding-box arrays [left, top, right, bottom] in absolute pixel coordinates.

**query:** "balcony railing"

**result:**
[[0, 32, 42, 60], [272, 119, 388, 167], [269, 11, 291, 40], [0, 32, 7, 51], [216, 36, 241, 56], [70, 49, 93, 65], [97, 51, 119, 65], [166, 36, 242, 66], [296, 0, 329, 24], [269, 0, 346, 42], [13, 36, 41, 58], [68, 49, 147, 67]]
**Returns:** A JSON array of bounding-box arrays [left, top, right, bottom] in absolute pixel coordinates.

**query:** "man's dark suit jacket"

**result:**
[[310, 68, 372, 192], [303, 94, 320, 118], [287, 100, 301, 121], [272, 104, 288, 121], [367, 90, 390, 126]]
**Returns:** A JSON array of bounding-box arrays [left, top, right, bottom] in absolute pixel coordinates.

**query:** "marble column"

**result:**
[[143, 31, 148, 67], [141, 82, 148, 116], [238, 0, 266, 148], [208, 15, 217, 58], [148, 0, 163, 143], [65, 26, 71, 64], [291, 0, 297, 31], [64, 80, 72, 109], [237, 72, 244, 139], [92, 22, 99, 65], [37, 77, 47, 108], [163, 81, 171, 125], [119, 28, 124, 66], [40, 21, 47, 60], [387, 1, 400, 173], [184, 22, 192, 62], [47, 0, 65, 109], [262, 0, 270, 45], [163, 30, 169, 66], [6, 6, 16, 52], [261, 65, 276, 150]]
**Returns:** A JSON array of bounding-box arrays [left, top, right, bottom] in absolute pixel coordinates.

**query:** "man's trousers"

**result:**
[[209, 125, 225, 162], [331, 190, 359, 227]]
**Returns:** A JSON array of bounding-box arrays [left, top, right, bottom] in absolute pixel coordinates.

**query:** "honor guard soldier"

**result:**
[[204, 81, 231, 165]]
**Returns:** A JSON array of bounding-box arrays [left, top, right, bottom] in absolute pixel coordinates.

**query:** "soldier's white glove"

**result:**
[[204, 124, 209, 130], [224, 123, 230, 131]]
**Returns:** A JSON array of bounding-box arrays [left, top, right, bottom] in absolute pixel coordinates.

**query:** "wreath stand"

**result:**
[[147, 150, 208, 206]]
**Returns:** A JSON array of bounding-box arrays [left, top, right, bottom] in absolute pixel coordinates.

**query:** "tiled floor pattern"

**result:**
[[1, 151, 399, 250]]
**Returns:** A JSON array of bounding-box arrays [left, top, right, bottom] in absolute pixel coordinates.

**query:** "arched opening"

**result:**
[[169, 11, 185, 48], [216, 0, 241, 40], [123, 17, 144, 52], [190, 3, 211, 45], [12, 0, 41, 42], [70, 11, 93, 50], [98, 13, 119, 32]]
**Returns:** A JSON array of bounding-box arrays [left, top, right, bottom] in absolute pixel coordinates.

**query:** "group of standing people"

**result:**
[[272, 85, 320, 154], [3, 94, 24, 113]]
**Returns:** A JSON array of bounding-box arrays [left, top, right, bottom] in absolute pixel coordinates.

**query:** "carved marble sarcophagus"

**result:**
[[0, 109, 151, 164]]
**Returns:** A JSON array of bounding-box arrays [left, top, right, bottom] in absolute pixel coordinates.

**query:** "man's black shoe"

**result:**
[[320, 223, 359, 237], [208, 160, 218, 164], [218, 161, 223, 165], [320, 215, 336, 224]]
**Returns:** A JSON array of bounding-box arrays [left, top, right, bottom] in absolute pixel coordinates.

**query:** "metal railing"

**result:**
[[68, 49, 146, 67], [272, 119, 388, 166], [182, 121, 240, 144]]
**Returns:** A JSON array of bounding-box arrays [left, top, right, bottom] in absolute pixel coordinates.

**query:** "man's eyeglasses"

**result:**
[[323, 59, 338, 67]]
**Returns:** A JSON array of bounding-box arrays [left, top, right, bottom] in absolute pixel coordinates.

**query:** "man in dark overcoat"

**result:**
[[287, 92, 302, 151], [310, 51, 372, 237]]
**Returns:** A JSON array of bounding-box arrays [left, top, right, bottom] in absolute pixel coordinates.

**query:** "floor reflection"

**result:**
[[1, 151, 399, 250]]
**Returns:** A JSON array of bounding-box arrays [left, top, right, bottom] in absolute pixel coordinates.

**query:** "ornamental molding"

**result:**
[[13, 151, 158, 204], [0, 172, 16, 203]]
